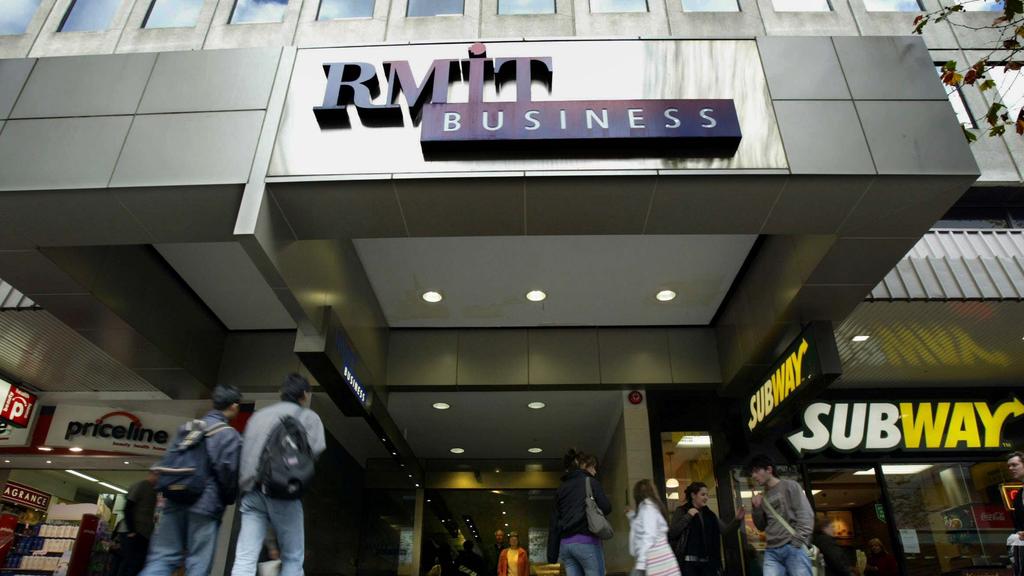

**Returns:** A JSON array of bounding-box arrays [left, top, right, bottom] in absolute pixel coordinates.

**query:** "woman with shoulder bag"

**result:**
[[668, 482, 745, 576], [629, 479, 681, 576], [547, 449, 613, 576]]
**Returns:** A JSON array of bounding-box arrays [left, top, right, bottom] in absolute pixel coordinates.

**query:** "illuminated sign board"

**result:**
[[44, 406, 179, 455], [0, 378, 37, 428], [1, 481, 51, 511], [1001, 483, 1022, 510], [787, 398, 1024, 455]]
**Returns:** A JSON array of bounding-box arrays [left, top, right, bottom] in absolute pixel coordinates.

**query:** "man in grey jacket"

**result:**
[[231, 373, 326, 576], [749, 454, 814, 576]]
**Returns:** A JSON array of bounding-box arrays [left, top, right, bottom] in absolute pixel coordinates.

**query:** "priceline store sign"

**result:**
[[0, 378, 37, 428]]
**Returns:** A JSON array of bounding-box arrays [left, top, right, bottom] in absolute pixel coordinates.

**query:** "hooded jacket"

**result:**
[[546, 469, 612, 562]]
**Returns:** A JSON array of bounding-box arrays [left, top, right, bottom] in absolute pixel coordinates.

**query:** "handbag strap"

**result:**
[[761, 491, 799, 539], [585, 476, 594, 499]]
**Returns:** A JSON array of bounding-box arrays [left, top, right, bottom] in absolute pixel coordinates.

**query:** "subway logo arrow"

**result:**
[[787, 398, 1024, 455]]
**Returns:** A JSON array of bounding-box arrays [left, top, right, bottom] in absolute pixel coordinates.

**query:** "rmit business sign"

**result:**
[[313, 42, 742, 157], [787, 398, 1024, 455]]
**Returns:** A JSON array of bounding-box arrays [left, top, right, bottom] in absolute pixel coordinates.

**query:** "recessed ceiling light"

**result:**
[[527, 447, 543, 454], [123, 461, 130, 465], [45, 460, 52, 464], [422, 291, 443, 303], [852, 335, 870, 342], [666, 478, 680, 488], [37, 447, 52, 452], [3, 460, 9, 464], [415, 483, 420, 487], [500, 501, 505, 505], [527, 402, 545, 410], [450, 448, 465, 454], [525, 290, 546, 302], [68, 447, 83, 453], [504, 523, 508, 527], [656, 290, 677, 302], [433, 402, 451, 410]]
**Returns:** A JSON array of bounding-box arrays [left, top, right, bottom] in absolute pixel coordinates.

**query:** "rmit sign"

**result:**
[[314, 42, 742, 157]]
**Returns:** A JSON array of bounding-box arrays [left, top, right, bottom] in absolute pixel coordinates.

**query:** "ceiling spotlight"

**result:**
[[123, 461, 130, 465], [68, 447, 83, 453], [852, 335, 870, 342], [656, 290, 677, 302], [504, 523, 509, 527], [37, 447, 52, 452], [528, 447, 543, 454], [502, 511, 506, 515], [433, 402, 451, 410], [45, 460, 52, 464], [391, 452, 397, 456], [527, 402, 546, 410], [450, 448, 465, 454], [415, 483, 420, 487], [422, 291, 443, 303], [408, 474, 413, 478], [525, 290, 547, 302], [500, 501, 505, 505], [3, 460, 9, 464]]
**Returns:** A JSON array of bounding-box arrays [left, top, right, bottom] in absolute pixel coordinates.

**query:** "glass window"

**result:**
[[681, 0, 739, 11], [143, 0, 203, 28], [771, 0, 831, 10], [230, 0, 289, 24], [59, 0, 121, 32], [0, 0, 42, 35], [935, 66, 975, 128], [591, 0, 647, 12], [318, 0, 375, 18], [935, 207, 1009, 229], [1011, 209, 1024, 228], [963, 0, 1002, 10], [862, 0, 921, 10], [407, 0, 464, 15], [989, 66, 1023, 125], [661, 432, 718, 513], [498, 0, 555, 14]]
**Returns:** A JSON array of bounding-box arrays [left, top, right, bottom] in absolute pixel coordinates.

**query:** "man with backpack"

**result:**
[[231, 373, 326, 576], [139, 385, 243, 576]]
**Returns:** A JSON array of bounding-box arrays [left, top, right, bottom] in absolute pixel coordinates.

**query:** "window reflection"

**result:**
[[319, 0, 375, 19], [682, 0, 740, 12], [771, 0, 831, 11], [144, 0, 203, 28], [231, 0, 288, 24], [591, 0, 648, 12], [935, 66, 975, 128], [989, 66, 1023, 125], [498, 0, 556, 14], [59, 0, 121, 32], [862, 0, 921, 10], [962, 0, 1003, 10], [407, 0, 464, 16], [0, 0, 41, 35]]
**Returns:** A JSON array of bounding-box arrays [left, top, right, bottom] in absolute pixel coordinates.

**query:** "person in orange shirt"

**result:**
[[498, 532, 529, 576]]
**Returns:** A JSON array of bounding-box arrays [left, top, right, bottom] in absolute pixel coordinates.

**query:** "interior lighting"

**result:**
[[3, 460, 9, 464], [527, 402, 546, 410], [526, 290, 547, 302], [528, 447, 543, 454], [450, 448, 465, 454], [123, 461, 130, 465], [852, 335, 871, 342], [45, 460, 52, 464], [68, 447, 83, 453], [500, 501, 505, 505], [37, 447, 52, 452], [65, 470, 98, 482], [415, 483, 420, 487], [656, 290, 677, 302], [422, 291, 443, 303], [812, 490, 822, 495], [666, 479, 680, 489], [667, 492, 679, 500], [855, 464, 932, 475], [676, 435, 712, 447], [433, 402, 451, 410], [99, 482, 127, 494]]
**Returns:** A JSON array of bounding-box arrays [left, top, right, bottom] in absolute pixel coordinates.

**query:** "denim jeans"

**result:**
[[138, 502, 220, 576], [559, 542, 605, 576], [764, 544, 812, 576], [230, 491, 305, 576]]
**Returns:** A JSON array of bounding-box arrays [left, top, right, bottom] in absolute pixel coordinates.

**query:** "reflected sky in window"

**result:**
[[407, 0, 464, 16], [60, 0, 120, 32], [499, 0, 555, 13], [0, 0, 41, 35], [862, 0, 920, 9], [771, 0, 830, 10], [990, 67, 1023, 125], [591, 0, 647, 12], [681, 0, 738, 12], [231, 0, 288, 23], [145, 0, 203, 27], [963, 0, 1002, 10], [319, 0, 375, 18]]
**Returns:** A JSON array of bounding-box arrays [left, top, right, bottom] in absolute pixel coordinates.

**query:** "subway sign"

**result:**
[[314, 42, 742, 158], [787, 398, 1024, 455]]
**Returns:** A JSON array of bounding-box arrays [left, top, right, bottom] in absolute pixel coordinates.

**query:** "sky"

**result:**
[[0, 0, 41, 35]]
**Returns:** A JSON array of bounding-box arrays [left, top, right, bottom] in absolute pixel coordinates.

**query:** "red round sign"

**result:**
[[628, 391, 643, 405]]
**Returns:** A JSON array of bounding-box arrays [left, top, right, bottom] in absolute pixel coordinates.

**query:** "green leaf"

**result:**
[[943, 60, 958, 72], [989, 124, 1006, 136], [980, 79, 997, 91], [962, 126, 978, 143]]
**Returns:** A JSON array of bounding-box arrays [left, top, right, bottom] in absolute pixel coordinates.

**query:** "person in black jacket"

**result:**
[[547, 449, 612, 576], [456, 541, 487, 576], [668, 482, 744, 576], [1007, 452, 1024, 576], [811, 518, 853, 576]]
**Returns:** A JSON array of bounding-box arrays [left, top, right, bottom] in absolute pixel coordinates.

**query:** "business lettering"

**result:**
[[748, 339, 812, 432], [314, 42, 742, 157], [787, 398, 1024, 455], [64, 411, 170, 446], [343, 365, 368, 407]]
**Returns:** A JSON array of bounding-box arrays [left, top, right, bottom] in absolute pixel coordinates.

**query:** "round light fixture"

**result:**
[[500, 501, 505, 505], [527, 402, 546, 410], [528, 447, 543, 454], [432, 402, 451, 410], [37, 447, 52, 452], [666, 478, 680, 488], [656, 290, 677, 302], [525, 290, 547, 302], [123, 461, 130, 465], [3, 460, 9, 464], [68, 447, 83, 453], [450, 448, 465, 454], [422, 291, 443, 303], [45, 460, 52, 464]]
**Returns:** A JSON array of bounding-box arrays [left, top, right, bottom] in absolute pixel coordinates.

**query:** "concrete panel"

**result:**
[[294, 0, 388, 47], [0, 0, 54, 59], [388, 330, 459, 387], [763, 175, 872, 234], [598, 328, 672, 385], [774, 101, 875, 174], [115, 185, 244, 243], [0, 116, 131, 190], [572, 0, 671, 37], [940, 0, 1009, 49], [524, 176, 655, 235], [757, 37, 849, 100], [667, 0, 764, 37], [646, 176, 783, 234], [840, 174, 977, 237], [758, 0, 860, 36], [807, 237, 923, 285], [395, 177, 524, 236], [0, 189, 152, 245], [139, 48, 281, 113], [11, 53, 155, 118], [834, 36, 947, 100], [111, 111, 264, 187], [480, 2, 575, 37], [0, 60, 35, 119], [667, 328, 721, 384], [528, 328, 600, 385], [204, 0, 302, 50], [269, 181, 408, 239], [116, 0, 218, 53], [457, 329, 528, 386], [855, 100, 979, 175], [385, 0, 482, 42], [849, 0, 957, 50], [30, 0, 136, 57]]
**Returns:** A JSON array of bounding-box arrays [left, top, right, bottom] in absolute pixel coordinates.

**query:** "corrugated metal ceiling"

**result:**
[[0, 280, 37, 310]]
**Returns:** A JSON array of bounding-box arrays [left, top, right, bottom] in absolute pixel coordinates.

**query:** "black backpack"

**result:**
[[258, 414, 315, 499], [152, 420, 228, 504]]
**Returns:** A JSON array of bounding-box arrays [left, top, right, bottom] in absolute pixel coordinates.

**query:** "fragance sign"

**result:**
[[313, 42, 742, 158], [0, 377, 37, 428], [1, 481, 51, 511]]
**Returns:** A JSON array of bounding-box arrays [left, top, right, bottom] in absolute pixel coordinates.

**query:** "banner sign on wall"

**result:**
[[787, 397, 1024, 455], [44, 406, 180, 456], [1, 481, 51, 511], [0, 378, 37, 428]]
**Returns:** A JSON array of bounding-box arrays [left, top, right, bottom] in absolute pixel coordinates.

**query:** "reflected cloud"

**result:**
[[232, 0, 289, 23], [145, 0, 203, 28], [0, 0, 40, 35], [319, 0, 376, 18]]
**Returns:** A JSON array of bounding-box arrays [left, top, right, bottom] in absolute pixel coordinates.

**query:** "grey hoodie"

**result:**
[[238, 400, 326, 494]]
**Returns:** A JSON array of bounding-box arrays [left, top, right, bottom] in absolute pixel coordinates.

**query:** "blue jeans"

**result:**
[[138, 502, 220, 576], [764, 544, 812, 576], [230, 491, 305, 576], [559, 542, 605, 576]]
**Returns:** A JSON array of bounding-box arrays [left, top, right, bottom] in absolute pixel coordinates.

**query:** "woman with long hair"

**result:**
[[629, 479, 681, 576], [547, 449, 613, 576], [668, 482, 745, 576]]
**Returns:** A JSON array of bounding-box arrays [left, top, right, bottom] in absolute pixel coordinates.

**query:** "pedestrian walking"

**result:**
[[492, 529, 508, 576], [116, 472, 158, 576], [749, 455, 814, 576], [1008, 452, 1024, 576], [547, 449, 612, 576], [668, 482, 744, 576], [230, 373, 326, 576], [628, 479, 680, 576], [139, 385, 243, 576], [497, 532, 528, 576], [456, 540, 486, 576]]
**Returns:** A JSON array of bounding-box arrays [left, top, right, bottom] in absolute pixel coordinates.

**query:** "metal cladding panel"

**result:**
[[868, 230, 1024, 300], [0, 281, 37, 310]]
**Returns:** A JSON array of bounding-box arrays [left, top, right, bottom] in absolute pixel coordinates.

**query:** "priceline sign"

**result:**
[[0, 378, 37, 428]]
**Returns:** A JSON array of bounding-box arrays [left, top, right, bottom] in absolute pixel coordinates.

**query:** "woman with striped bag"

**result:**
[[629, 479, 682, 576]]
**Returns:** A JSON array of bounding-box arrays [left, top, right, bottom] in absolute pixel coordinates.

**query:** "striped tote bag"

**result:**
[[646, 537, 682, 576]]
